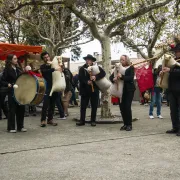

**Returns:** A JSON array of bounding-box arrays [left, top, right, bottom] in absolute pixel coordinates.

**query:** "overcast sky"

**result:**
[[63, 39, 137, 62]]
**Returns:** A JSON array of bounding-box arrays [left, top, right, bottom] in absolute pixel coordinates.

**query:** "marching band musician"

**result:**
[[40, 52, 60, 127], [1, 54, 26, 133], [163, 43, 180, 136], [76, 54, 106, 127], [110, 55, 135, 131]]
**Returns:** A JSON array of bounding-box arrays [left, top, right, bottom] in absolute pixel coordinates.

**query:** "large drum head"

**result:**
[[14, 74, 37, 105]]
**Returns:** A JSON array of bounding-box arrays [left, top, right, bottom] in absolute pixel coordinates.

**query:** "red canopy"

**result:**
[[0, 43, 42, 61]]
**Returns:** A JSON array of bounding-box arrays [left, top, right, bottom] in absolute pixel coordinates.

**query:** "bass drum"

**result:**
[[14, 73, 46, 105]]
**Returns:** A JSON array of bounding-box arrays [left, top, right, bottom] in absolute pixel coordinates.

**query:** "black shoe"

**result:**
[[176, 131, 180, 136], [126, 126, 132, 131], [166, 129, 178, 134], [91, 122, 96, 127], [120, 125, 127, 131], [76, 121, 85, 126], [40, 123, 46, 127]]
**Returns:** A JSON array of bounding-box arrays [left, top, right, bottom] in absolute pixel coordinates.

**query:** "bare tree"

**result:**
[[10, 4, 93, 56], [118, 1, 180, 67], [0, 0, 23, 43]]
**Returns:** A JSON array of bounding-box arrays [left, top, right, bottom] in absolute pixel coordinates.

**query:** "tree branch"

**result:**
[[110, 31, 123, 38], [67, 4, 102, 40], [57, 38, 94, 50], [66, 26, 87, 37], [121, 35, 149, 59], [9, 0, 66, 14], [0, 31, 9, 38], [147, 13, 166, 57], [64, 26, 88, 42], [8, 0, 102, 41], [54, 26, 89, 51], [175, 0, 180, 16], [105, 0, 172, 35], [11, 14, 55, 47], [49, 10, 63, 42]]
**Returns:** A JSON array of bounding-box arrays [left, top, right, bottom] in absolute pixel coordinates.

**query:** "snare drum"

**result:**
[[14, 73, 46, 105]]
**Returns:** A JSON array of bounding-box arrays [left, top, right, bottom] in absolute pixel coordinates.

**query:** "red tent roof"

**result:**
[[0, 43, 42, 61]]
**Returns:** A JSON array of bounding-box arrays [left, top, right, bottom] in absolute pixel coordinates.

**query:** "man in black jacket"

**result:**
[[76, 54, 106, 126], [40, 52, 61, 127], [0, 72, 8, 120], [163, 43, 180, 136], [109, 55, 135, 131]]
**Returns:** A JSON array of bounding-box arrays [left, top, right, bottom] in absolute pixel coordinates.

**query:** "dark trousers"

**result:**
[[80, 92, 99, 122], [169, 92, 180, 130], [70, 88, 77, 104], [25, 105, 36, 115], [41, 91, 58, 122], [119, 90, 134, 126], [30, 105, 36, 114], [8, 92, 25, 131], [0, 93, 8, 118], [55, 92, 65, 118], [25, 105, 30, 115], [165, 89, 169, 105]]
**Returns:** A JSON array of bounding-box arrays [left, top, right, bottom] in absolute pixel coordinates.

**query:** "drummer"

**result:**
[[40, 51, 61, 127], [1, 54, 26, 133]]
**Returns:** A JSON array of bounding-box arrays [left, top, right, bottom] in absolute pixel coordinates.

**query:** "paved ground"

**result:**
[[0, 102, 180, 180]]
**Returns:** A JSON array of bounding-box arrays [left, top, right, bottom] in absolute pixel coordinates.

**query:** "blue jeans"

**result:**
[[149, 92, 162, 116]]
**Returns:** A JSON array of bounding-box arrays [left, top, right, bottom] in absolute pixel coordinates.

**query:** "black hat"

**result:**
[[171, 43, 180, 52], [83, 54, 96, 62]]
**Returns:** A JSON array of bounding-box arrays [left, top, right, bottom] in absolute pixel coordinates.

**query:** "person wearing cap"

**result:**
[[163, 43, 180, 136], [76, 54, 106, 126]]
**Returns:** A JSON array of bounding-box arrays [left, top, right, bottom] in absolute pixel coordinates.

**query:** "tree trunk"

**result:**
[[46, 46, 55, 57], [8, 23, 16, 44], [100, 36, 113, 118]]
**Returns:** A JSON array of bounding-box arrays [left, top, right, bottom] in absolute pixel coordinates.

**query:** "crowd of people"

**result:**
[[0, 52, 79, 131], [0, 42, 180, 136]]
